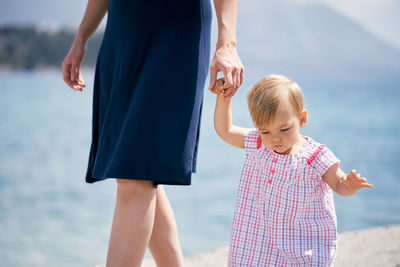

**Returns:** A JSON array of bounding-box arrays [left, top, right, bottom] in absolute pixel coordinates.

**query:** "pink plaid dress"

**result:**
[[228, 129, 340, 267]]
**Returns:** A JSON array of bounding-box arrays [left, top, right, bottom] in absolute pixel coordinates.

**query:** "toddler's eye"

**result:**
[[261, 131, 270, 135], [281, 128, 290, 132]]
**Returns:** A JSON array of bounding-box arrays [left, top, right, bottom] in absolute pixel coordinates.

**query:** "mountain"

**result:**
[[235, 0, 400, 79], [1, 0, 399, 48], [293, 0, 400, 48]]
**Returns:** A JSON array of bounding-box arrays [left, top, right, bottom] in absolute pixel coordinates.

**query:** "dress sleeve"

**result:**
[[308, 145, 341, 177], [243, 128, 260, 156]]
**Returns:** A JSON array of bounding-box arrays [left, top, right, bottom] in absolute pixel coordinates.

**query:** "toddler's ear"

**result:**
[[300, 109, 307, 128]]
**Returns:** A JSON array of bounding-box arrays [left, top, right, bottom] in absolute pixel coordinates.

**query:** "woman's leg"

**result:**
[[148, 185, 184, 267], [106, 179, 156, 267]]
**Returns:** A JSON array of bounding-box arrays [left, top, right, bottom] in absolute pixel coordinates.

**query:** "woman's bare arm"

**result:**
[[214, 0, 238, 48], [209, 0, 244, 97], [62, 0, 108, 90], [75, 0, 109, 44]]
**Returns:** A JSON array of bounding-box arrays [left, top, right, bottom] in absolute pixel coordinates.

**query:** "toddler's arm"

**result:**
[[213, 80, 247, 149], [322, 165, 373, 196]]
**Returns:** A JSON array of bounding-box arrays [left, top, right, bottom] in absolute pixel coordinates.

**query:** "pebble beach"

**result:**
[[139, 224, 400, 267], [94, 225, 400, 267]]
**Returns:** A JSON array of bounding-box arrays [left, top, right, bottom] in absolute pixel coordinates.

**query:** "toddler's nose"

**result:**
[[272, 134, 281, 142]]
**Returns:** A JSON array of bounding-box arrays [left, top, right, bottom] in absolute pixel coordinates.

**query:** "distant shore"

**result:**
[[0, 25, 103, 70], [137, 225, 400, 267]]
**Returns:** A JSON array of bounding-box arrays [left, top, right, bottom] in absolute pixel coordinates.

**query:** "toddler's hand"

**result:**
[[344, 169, 373, 191], [210, 78, 226, 95]]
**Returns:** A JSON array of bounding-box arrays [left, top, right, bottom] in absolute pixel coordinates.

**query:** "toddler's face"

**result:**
[[258, 103, 307, 155]]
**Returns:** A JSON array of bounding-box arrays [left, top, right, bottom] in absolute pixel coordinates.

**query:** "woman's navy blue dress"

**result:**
[[85, 0, 212, 186]]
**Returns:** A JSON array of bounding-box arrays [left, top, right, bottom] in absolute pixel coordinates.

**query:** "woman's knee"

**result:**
[[116, 179, 155, 200]]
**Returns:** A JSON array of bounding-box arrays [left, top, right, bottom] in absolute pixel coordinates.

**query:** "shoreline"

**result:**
[[137, 225, 400, 267]]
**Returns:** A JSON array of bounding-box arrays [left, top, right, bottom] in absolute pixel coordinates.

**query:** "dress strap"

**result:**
[[257, 135, 262, 149], [307, 144, 326, 165]]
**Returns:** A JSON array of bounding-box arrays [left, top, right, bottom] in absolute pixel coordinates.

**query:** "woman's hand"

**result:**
[[62, 40, 87, 91], [208, 42, 244, 98]]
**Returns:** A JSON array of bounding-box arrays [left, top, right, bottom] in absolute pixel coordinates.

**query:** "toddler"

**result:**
[[212, 75, 373, 266]]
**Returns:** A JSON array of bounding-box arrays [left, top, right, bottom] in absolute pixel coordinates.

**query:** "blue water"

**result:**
[[0, 70, 399, 266]]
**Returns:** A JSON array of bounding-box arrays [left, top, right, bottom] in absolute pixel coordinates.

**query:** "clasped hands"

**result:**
[[208, 43, 244, 97]]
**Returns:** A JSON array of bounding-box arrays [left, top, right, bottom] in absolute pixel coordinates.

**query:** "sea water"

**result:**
[[0, 70, 399, 266]]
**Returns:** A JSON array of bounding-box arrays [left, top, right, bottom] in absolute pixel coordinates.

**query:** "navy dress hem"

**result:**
[[86, 172, 193, 186]]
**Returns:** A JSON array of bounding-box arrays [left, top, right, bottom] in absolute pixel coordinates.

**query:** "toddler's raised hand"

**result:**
[[344, 169, 373, 191]]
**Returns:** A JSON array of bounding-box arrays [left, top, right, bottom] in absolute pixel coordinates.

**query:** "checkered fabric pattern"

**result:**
[[228, 129, 340, 267]]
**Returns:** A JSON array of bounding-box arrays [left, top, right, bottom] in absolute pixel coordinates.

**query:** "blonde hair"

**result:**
[[247, 74, 304, 128]]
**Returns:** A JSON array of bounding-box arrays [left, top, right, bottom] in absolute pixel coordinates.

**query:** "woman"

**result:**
[[62, 0, 243, 266]]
